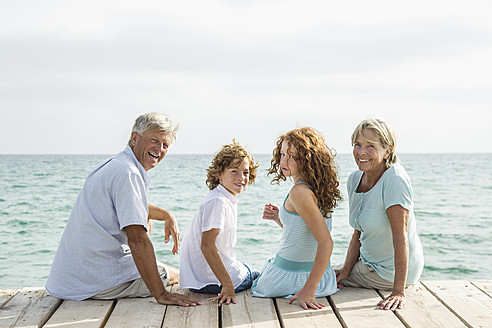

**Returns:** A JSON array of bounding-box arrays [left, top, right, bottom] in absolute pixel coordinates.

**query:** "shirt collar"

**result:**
[[216, 184, 238, 204], [123, 145, 151, 185]]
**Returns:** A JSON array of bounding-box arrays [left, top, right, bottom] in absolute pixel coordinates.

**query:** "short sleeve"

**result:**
[[347, 171, 359, 195], [383, 174, 413, 211], [113, 171, 149, 230], [200, 198, 227, 233]]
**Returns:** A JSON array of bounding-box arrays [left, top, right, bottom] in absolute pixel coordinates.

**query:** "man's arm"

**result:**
[[148, 203, 180, 254], [125, 224, 200, 306]]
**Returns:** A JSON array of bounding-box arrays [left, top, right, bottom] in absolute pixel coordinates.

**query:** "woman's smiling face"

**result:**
[[352, 128, 390, 173]]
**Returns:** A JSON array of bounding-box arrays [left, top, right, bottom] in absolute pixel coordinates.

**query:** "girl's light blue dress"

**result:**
[[251, 184, 338, 298]]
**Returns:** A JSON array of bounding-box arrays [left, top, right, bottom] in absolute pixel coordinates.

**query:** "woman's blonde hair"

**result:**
[[268, 127, 341, 218], [206, 140, 259, 190], [351, 118, 398, 168]]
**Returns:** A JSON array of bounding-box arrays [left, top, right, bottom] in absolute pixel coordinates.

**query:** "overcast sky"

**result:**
[[1, 0, 491, 155]]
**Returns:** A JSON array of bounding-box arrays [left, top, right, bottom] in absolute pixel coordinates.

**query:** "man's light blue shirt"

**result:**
[[46, 146, 151, 300], [348, 162, 424, 284]]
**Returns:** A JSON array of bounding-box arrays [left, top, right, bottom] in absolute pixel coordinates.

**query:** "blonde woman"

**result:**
[[335, 118, 424, 311]]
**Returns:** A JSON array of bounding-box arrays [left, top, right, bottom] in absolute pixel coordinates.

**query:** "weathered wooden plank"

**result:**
[[0, 289, 19, 308], [330, 287, 405, 327], [222, 289, 280, 328], [275, 295, 341, 327], [162, 285, 218, 328], [43, 299, 115, 328], [2, 281, 492, 328], [472, 280, 492, 298], [105, 297, 165, 328], [422, 280, 492, 328], [379, 282, 466, 327], [0, 287, 62, 328]]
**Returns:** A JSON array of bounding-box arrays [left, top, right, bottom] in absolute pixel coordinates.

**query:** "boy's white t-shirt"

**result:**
[[179, 184, 249, 289]]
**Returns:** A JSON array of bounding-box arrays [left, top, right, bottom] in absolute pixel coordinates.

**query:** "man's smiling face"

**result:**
[[129, 128, 172, 171]]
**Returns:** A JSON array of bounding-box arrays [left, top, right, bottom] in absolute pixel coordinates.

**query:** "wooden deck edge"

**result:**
[[2, 281, 491, 328], [0, 289, 20, 308]]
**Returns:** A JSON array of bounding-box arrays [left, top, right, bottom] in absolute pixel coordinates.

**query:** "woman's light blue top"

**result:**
[[348, 162, 424, 284]]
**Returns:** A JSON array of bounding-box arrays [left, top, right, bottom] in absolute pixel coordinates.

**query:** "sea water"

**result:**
[[1, 153, 491, 289]]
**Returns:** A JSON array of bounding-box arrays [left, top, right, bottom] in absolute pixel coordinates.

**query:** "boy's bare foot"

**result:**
[[166, 264, 180, 285]]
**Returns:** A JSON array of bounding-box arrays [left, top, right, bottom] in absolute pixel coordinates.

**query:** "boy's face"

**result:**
[[218, 157, 250, 196]]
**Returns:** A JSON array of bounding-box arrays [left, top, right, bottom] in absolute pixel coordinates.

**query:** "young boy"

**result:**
[[180, 141, 260, 305]]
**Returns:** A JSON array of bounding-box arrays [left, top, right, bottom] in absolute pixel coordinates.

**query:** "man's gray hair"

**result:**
[[128, 112, 179, 145]]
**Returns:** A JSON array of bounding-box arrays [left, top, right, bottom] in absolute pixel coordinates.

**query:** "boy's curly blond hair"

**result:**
[[206, 140, 259, 190]]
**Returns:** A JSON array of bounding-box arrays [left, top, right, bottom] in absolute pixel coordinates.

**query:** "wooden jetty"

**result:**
[[1, 280, 491, 327]]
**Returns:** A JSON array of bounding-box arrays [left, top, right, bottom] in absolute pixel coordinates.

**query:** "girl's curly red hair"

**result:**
[[268, 127, 342, 217]]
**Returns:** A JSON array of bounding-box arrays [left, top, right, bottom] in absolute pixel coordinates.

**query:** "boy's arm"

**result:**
[[201, 228, 236, 305]]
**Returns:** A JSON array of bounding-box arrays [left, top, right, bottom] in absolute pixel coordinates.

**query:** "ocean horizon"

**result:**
[[1, 153, 491, 289]]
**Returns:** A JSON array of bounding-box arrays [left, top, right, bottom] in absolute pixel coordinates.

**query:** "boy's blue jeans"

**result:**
[[189, 263, 260, 294]]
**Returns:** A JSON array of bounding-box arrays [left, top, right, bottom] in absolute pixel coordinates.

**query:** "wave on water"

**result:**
[[425, 265, 478, 275], [420, 233, 489, 244]]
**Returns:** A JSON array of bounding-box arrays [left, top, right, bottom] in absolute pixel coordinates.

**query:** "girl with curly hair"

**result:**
[[180, 140, 260, 305], [252, 127, 342, 310]]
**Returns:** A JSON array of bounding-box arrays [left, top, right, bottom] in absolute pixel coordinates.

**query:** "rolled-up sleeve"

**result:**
[[113, 171, 149, 230], [383, 175, 413, 211]]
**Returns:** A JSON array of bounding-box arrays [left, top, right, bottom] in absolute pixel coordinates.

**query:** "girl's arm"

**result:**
[[287, 185, 333, 310], [335, 229, 361, 284], [201, 228, 236, 305], [377, 204, 409, 311], [263, 203, 283, 228]]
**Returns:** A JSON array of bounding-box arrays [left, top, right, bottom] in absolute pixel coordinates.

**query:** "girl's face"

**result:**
[[218, 157, 250, 196], [280, 140, 300, 180], [352, 129, 390, 173]]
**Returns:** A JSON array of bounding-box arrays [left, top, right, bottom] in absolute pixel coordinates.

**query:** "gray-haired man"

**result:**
[[46, 112, 200, 306]]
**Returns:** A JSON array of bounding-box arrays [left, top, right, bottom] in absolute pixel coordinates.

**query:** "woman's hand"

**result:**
[[377, 292, 406, 311], [288, 287, 325, 310], [213, 285, 236, 305], [334, 267, 349, 285]]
